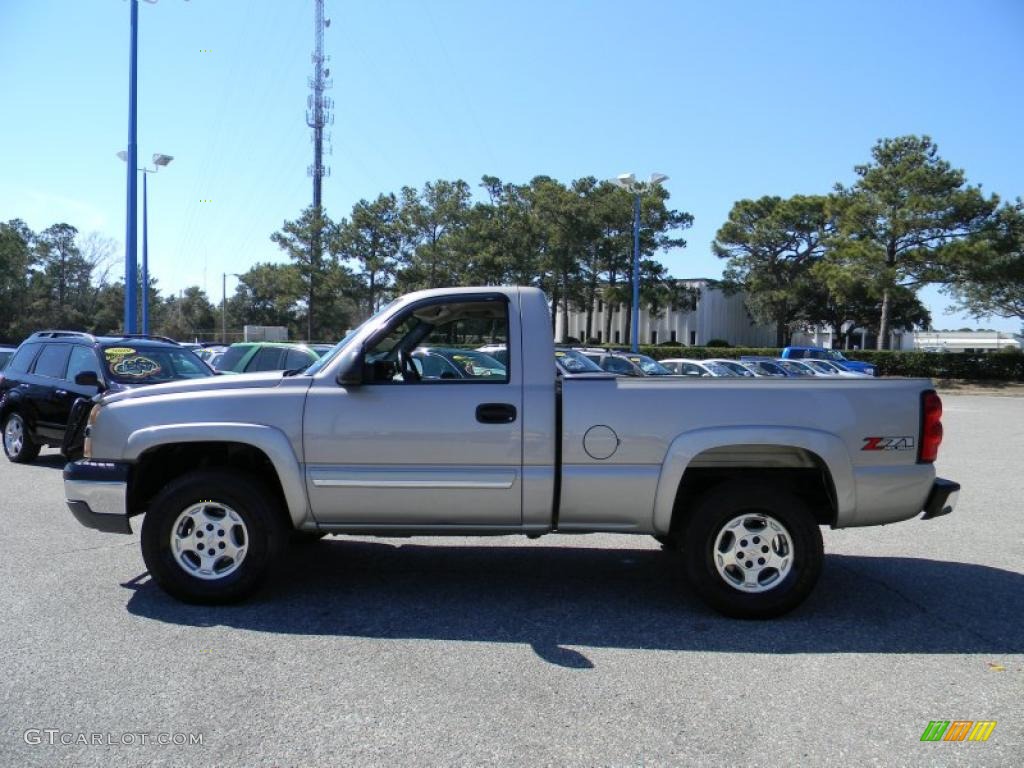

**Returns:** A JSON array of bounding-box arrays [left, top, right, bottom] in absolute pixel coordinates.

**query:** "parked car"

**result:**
[[195, 345, 226, 363], [660, 359, 737, 377], [411, 347, 507, 380], [577, 349, 675, 377], [476, 345, 605, 376], [706, 358, 757, 378], [802, 359, 869, 378], [781, 346, 876, 376], [65, 285, 958, 619], [1, 332, 213, 463], [215, 342, 320, 374], [474, 343, 509, 365], [774, 359, 820, 377], [0, 345, 16, 371], [554, 348, 605, 375], [738, 357, 790, 377], [308, 344, 335, 358]]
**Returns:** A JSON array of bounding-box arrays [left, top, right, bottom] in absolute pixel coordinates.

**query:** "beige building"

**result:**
[[554, 279, 776, 347]]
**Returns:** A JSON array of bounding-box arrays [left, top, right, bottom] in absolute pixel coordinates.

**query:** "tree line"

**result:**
[[714, 135, 1022, 348], [1, 135, 1020, 348], [1, 175, 694, 344]]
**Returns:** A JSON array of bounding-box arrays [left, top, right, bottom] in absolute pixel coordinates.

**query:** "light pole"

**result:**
[[222, 272, 244, 344], [611, 172, 669, 352], [119, 151, 173, 335], [122, 0, 187, 333], [124, 0, 140, 333]]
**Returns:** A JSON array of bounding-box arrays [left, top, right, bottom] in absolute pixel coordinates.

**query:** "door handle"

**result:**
[[55, 389, 69, 397], [476, 403, 516, 424]]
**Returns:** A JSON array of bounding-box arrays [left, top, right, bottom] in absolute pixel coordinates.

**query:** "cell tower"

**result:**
[[305, 0, 332, 341], [307, 0, 333, 211]]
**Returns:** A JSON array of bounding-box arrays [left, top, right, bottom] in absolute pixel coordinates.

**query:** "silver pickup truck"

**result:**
[[64, 286, 959, 618]]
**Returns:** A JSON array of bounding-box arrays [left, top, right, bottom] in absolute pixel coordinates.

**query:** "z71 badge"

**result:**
[[862, 436, 915, 451]]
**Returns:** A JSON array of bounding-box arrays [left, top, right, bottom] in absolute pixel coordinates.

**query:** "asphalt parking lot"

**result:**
[[1, 394, 1022, 767]]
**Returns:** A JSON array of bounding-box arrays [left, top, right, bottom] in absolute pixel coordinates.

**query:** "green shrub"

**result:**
[[840, 351, 1024, 380], [705, 339, 731, 348]]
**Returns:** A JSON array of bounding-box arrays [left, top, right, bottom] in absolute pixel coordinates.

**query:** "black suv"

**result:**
[[0, 332, 213, 463]]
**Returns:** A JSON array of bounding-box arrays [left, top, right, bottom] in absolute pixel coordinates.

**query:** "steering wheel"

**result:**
[[397, 349, 421, 383]]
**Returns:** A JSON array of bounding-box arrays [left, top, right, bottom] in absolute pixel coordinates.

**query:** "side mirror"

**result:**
[[75, 371, 105, 391], [336, 345, 366, 387]]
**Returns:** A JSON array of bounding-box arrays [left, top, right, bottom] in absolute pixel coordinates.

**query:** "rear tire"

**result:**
[[682, 484, 823, 619], [2, 412, 40, 464], [141, 469, 287, 604]]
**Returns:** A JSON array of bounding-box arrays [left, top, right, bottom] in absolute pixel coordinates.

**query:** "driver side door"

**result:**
[[302, 293, 523, 529]]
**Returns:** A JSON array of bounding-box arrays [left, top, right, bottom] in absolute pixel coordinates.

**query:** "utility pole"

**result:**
[[222, 272, 227, 345], [306, 0, 333, 342]]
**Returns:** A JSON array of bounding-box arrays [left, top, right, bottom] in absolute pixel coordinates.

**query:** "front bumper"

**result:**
[[63, 461, 132, 534], [921, 477, 960, 520]]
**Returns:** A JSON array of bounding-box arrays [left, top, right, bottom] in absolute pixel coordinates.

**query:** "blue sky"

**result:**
[[1, 0, 1021, 330]]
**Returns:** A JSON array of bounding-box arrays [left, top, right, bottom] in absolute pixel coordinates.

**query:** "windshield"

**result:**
[[555, 349, 603, 373], [626, 354, 672, 376], [101, 345, 213, 384]]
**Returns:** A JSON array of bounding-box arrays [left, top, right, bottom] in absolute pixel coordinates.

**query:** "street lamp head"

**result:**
[[116, 150, 128, 162], [649, 172, 669, 186], [613, 173, 637, 189], [152, 153, 174, 167]]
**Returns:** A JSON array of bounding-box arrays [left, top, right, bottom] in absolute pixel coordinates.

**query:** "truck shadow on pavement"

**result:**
[[124, 541, 1024, 668]]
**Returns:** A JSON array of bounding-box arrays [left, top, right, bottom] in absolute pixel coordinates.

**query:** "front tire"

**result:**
[[141, 469, 287, 604], [682, 484, 823, 619], [3, 412, 40, 463]]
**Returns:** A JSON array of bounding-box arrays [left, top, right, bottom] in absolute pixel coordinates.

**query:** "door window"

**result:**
[[285, 348, 314, 371], [363, 299, 510, 384], [67, 346, 102, 382], [246, 347, 287, 372], [33, 344, 71, 379]]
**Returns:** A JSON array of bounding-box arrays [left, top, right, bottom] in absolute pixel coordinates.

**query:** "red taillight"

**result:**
[[919, 390, 943, 463]]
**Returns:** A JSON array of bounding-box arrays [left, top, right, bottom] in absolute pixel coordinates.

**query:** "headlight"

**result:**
[[83, 405, 101, 459], [865, 367, 875, 376]]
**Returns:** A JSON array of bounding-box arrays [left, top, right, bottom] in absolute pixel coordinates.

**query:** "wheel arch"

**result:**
[[653, 427, 854, 534], [125, 423, 312, 530]]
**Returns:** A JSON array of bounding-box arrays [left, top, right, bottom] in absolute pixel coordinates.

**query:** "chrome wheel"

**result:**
[[4, 415, 25, 456], [713, 513, 793, 593], [170, 502, 248, 581]]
